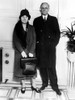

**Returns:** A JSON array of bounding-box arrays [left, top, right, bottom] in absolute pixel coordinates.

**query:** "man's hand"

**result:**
[[29, 53, 34, 57], [21, 51, 27, 58]]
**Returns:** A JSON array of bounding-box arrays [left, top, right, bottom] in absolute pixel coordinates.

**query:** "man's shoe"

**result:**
[[55, 89, 61, 95], [52, 86, 61, 96]]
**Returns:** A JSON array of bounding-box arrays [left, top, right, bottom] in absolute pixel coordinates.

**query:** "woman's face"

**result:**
[[21, 15, 29, 24]]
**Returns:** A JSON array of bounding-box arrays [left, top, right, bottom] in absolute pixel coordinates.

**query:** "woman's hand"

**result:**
[[21, 51, 27, 58], [29, 53, 34, 57]]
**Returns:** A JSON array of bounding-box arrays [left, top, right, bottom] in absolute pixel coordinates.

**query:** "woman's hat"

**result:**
[[19, 9, 31, 20]]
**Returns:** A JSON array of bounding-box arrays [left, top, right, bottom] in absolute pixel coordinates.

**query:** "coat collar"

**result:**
[[40, 14, 50, 21]]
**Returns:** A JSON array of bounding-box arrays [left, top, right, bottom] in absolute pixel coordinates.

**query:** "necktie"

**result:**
[[43, 16, 47, 21]]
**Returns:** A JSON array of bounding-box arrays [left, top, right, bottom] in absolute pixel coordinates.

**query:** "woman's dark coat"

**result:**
[[13, 20, 36, 77]]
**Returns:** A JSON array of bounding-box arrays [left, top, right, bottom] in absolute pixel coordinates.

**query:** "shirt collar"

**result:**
[[42, 15, 48, 20]]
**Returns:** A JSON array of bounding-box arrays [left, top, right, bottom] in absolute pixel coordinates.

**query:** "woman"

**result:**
[[13, 9, 36, 77]]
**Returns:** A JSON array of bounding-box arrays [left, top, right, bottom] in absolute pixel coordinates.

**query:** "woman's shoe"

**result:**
[[31, 86, 38, 92]]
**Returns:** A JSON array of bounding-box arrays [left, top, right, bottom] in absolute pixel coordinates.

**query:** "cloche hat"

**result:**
[[19, 9, 31, 20]]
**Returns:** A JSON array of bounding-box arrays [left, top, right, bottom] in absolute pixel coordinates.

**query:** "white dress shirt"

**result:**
[[42, 15, 48, 20]]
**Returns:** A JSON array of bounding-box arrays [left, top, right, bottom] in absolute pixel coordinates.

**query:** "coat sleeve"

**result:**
[[50, 17, 60, 47], [13, 29, 24, 53], [33, 19, 40, 43], [28, 27, 36, 54]]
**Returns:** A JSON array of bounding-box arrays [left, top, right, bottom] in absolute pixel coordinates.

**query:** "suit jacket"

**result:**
[[33, 15, 60, 48]]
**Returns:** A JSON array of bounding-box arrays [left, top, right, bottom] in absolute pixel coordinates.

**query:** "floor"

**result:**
[[0, 70, 75, 100], [0, 83, 68, 100], [0, 71, 75, 100], [0, 82, 75, 100]]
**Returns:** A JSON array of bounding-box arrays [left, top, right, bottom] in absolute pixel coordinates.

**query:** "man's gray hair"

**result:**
[[40, 2, 50, 9]]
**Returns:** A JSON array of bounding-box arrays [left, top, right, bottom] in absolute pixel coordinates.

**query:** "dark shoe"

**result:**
[[54, 89, 61, 95], [31, 86, 38, 92], [37, 84, 48, 93], [21, 87, 26, 94], [52, 86, 61, 95], [37, 89, 41, 93], [54, 89, 61, 96]]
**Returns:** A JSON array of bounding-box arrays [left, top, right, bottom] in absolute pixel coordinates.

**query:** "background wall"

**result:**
[[0, 0, 59, 43], [59, 0, 75, 29], [0, 0, 75, 43]]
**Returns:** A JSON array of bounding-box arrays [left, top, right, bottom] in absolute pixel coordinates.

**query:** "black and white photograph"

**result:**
[[0, 0, 75, 100]]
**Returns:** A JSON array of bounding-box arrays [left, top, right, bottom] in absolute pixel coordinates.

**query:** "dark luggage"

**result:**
[[20, 57, 37, 76]]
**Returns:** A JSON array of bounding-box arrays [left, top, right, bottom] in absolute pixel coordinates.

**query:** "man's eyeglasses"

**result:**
[[41, 7, 49, 10]]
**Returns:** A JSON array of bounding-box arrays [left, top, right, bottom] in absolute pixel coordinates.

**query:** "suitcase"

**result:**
[[20, 57, 37, 76]]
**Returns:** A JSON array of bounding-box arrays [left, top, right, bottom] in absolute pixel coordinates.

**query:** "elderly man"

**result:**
[[33, 2, 61, 95]]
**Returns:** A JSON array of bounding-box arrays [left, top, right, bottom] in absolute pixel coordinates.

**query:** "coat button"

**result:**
[[48, 36, 50, 38], [40, 30, 42, 32]]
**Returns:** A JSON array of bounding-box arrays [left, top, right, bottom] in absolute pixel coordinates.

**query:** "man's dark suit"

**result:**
[[33, 15, 60, 89]]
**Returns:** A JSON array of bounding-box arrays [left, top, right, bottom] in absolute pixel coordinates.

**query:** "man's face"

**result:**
[[40, 3, 49, 15]]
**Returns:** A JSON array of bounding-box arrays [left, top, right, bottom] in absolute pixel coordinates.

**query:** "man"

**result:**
[[33, 2, 61, 95]]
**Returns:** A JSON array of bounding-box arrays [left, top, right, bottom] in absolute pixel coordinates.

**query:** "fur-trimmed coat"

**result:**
[[13, 20, 36, 77]]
